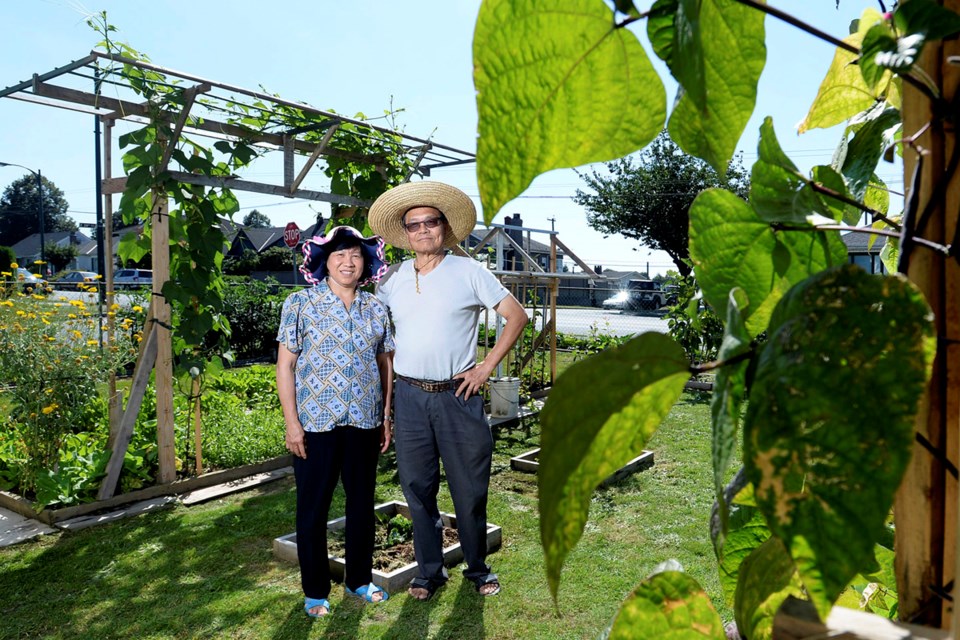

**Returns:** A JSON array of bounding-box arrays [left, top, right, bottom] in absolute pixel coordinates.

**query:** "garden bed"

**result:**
[[273, 500, 503, 594], [510, 448, 654, 487], [0, 454, 292, 525]]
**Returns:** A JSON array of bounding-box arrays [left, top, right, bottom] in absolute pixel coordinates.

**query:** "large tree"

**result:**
[[0, 173, 75, 247], [573, 131, 749, 277], [242, 209, 271, 228]]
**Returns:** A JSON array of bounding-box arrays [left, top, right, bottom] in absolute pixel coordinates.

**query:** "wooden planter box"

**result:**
[[510, 448, 654, 487], [273, 500, 503, 594], [0, 455, 293, 526]]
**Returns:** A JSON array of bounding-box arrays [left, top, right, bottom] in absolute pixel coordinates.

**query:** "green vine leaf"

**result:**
[[710, 288, 750, 534], [752, 117, 846, 224], [799, 8, 900, 133], [860, 25, 923, 90], [539, 332, 689, 600], [835, 104, 901, 203], [734, 536, 805, 640], [688, 188, 847, 337], [894, 0, 960, 42], [744, 265, 935, 618], [667, 0, 766, 175], [608, 570, 726, 639], [474, 0, 666, 223], [646, 0, 678, 64]]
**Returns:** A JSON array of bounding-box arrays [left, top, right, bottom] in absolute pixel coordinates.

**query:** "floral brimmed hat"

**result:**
[[300, 226, 388, 287]]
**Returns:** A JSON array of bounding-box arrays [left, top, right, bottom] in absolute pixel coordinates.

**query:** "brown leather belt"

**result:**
[[398, 375, 460, 393]]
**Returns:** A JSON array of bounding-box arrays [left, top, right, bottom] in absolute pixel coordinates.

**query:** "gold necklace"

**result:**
[[413, 254, 442, 294]]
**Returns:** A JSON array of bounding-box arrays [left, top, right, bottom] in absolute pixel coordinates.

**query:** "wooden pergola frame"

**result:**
[[1, 50, 476, 500]]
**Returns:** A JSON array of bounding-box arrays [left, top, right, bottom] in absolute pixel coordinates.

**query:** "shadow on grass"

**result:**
[[0, 480, 301, 639], [434, 578, 485, 640]]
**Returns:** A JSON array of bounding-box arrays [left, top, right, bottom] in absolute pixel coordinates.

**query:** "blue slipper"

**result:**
[[304, 597, 330, 618], [346, 582, 390, 603]]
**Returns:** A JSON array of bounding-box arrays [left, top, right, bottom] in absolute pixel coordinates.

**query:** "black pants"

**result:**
[[394, 380, 494, 589], [293, 426, 380, 599]]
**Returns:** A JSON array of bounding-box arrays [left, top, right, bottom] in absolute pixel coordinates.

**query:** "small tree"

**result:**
[[0, 174, 75, 247], [574, 131, 750, 277], [242, 209, 271, 228], [45, 243, 78, 273]]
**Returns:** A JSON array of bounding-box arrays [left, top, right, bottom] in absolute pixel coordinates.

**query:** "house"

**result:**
[[10, 230, 91, 272], [842, 231, 888, 274]]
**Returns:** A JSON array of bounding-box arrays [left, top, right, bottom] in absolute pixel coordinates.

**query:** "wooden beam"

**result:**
[[290, 123, 339, 193], [467, 227, 500, 258], [500, 233, 545, 273], [33, 81, 383, 165], [101, 173, 370, 208], [552, 236, 596, 277], [157, 83, 211, 173], [97, 310, 158, 500]]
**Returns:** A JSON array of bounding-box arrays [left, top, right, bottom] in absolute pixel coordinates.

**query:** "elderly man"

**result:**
[[370, 181, 528, 600]]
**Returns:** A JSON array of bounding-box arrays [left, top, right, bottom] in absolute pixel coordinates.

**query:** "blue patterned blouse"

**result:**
[[276, 280, 395, 432]]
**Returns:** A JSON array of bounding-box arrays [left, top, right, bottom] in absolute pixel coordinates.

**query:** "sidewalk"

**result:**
[[0, 506, 55, 547]]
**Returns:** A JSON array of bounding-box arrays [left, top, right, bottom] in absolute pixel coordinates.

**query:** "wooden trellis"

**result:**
[[0, 50, 475, 499]]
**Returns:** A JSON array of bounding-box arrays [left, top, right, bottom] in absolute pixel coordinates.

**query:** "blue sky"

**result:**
[[0, 1, 899, 275]]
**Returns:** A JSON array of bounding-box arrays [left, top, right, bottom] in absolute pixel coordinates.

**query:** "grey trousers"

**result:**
[[394, 379, 494, 588]]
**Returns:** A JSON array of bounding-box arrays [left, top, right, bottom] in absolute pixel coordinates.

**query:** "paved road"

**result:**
[[524, 307, 668, 338]]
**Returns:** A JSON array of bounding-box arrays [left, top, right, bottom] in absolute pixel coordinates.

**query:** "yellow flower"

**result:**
[[1, 300, 13, 307], [68, 313, 77, 319], [41, 403, 59, 415], [10, 262, 18, 269], [0, 271, 10, 277], [40, 318, 50, 325], [33, 260, 46, 265], [110, 303, 119, 311], [107, 311, 116, 317], [86, 340, 98, 346], [132, 305, 144, 313]]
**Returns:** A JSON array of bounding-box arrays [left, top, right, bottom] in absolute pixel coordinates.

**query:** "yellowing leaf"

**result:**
[[799, 9, 900, 132]]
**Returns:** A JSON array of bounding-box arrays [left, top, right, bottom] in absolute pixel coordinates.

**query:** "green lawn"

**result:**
[[0, 391, 724, 639]]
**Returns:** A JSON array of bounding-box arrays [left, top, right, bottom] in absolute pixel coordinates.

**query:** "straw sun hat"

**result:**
[[367, 181, 477, 251]]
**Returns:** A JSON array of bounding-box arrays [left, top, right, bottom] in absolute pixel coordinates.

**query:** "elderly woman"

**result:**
[[275, 225, 394, 618]]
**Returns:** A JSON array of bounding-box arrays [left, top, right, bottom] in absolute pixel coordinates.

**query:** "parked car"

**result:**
[[601, 279, 668, 311], [51, 270, 100, 291], [14, 267, 47, 293], [114, 268, 153, 289]]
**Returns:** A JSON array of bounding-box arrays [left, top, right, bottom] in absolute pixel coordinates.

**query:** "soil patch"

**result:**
[[328, 519, 459, 573]]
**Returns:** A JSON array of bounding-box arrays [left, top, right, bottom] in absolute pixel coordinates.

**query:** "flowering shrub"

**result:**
[[0, 277, 142, 497]]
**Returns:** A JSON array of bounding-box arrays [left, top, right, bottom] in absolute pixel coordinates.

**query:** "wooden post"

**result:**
[[549, 236, 558, 384], [895, 1, 960, 627], [103, 117, 123, 445], [193, 376, 203, 476], [152, 189, 177, 484]]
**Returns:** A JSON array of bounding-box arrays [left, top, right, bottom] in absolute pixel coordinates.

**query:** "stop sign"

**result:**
[[283, 222, 301, 248]]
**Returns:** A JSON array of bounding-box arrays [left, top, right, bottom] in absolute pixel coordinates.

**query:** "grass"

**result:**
[[0, 391, 724, 639]]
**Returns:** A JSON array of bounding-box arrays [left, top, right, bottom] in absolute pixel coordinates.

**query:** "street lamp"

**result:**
[[0, 162, 45, 268]]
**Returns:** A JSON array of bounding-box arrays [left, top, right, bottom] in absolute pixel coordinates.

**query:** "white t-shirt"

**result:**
[[376, 255, 509, 380]]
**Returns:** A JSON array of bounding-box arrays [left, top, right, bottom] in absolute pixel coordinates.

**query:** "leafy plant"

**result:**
[[0, 288, 140, 496], [474, 0, 955, 636], [663, 275, 724, 364]]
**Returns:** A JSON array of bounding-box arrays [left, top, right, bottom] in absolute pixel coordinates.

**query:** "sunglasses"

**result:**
[[403, 217, 444, 233]]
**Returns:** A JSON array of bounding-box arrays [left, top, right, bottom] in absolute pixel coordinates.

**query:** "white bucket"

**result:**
[[489, 377, 521, 418]]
